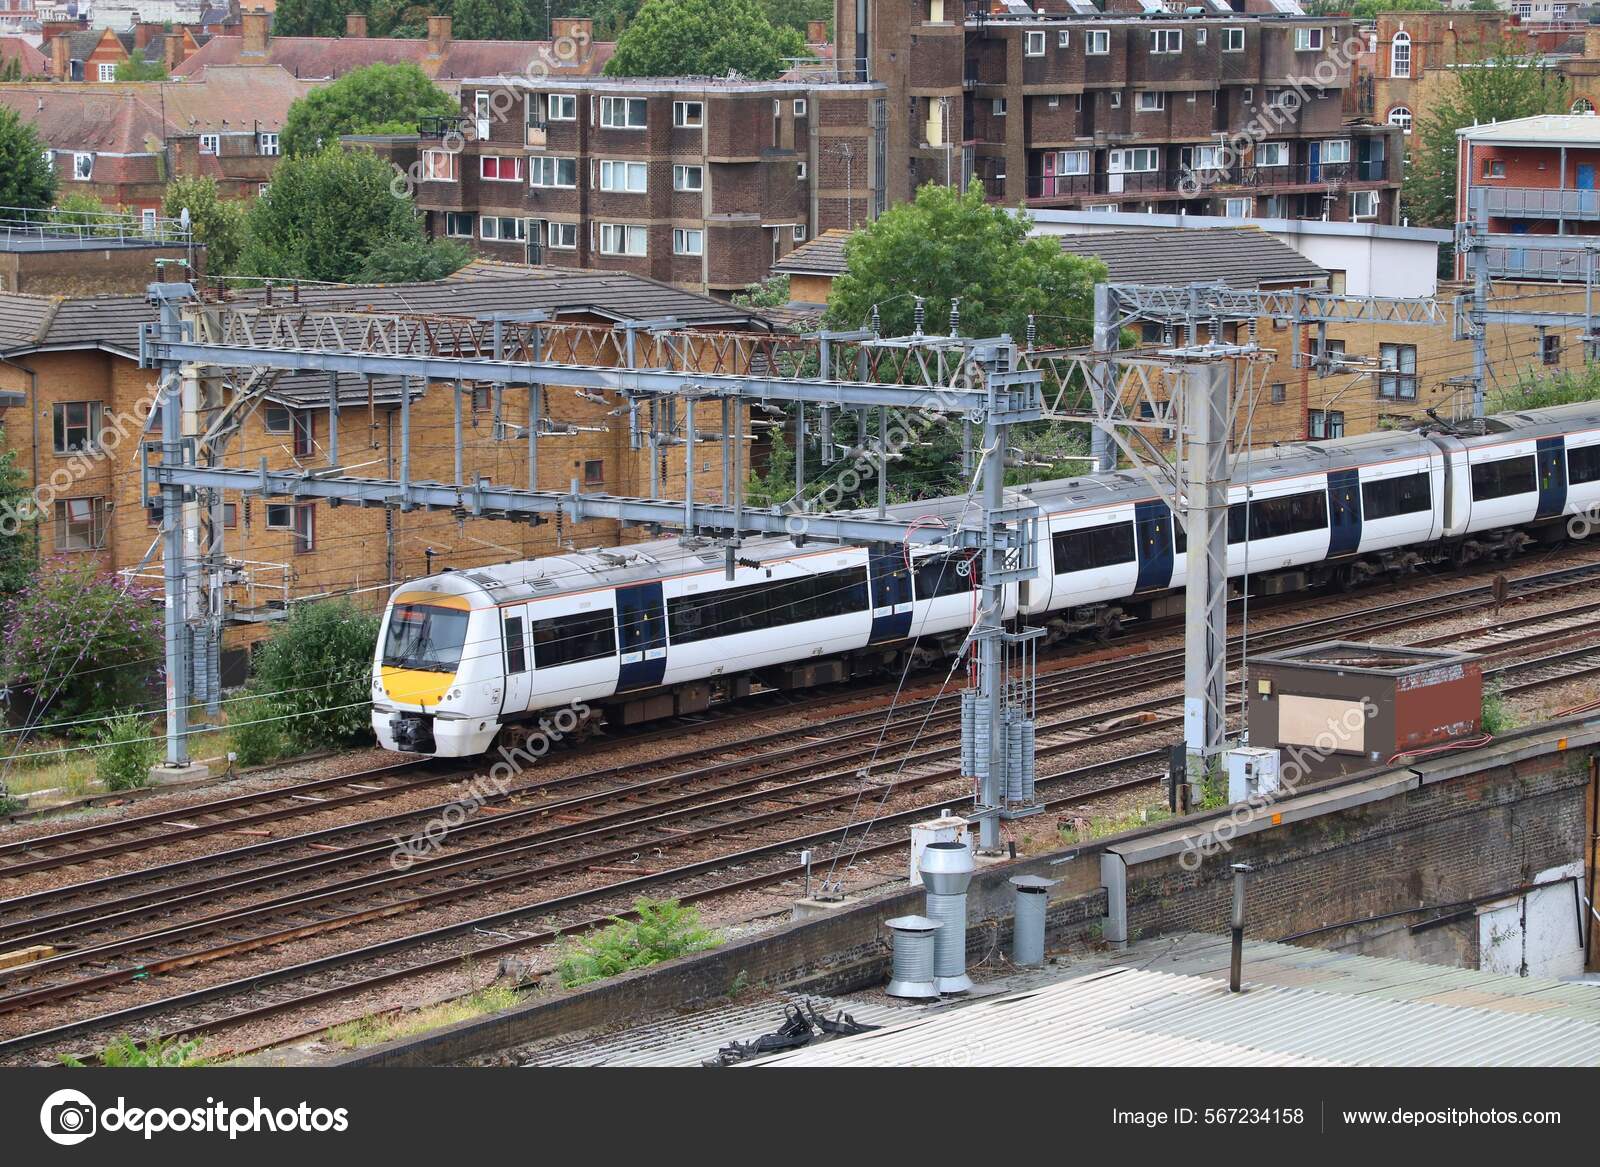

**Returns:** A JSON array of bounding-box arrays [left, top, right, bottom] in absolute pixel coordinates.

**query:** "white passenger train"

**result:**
[[372, 402, 1600, 757]]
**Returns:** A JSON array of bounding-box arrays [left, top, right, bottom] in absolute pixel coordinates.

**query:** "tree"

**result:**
[[238, 146, 427, 283], [49, 193, 136, 236], [605, 0, 806, 81], [1307, 0, 1441, 16], [248, 599, 380, 751], [115, 57, 169, 81], [356, 235, 472, 283], [270, 0, 352, 37], [0, 433, 35, 595], [450, 0, 535, 40], [0, 106, 56, 211], [281, 63, 457, 157], [1403, 45, 1572, 230], [163, 175, 247, 274], [760, 0, 831, 38]]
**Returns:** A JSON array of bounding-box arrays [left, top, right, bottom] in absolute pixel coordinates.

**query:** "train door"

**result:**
[[1327, 469, 1362, 556], [1133, 500, 1176, 592], [501, 610, 532, 716], [868, 544, 913, 643], [1537, 435, 1569, 520], [616, 582, 668, 691]]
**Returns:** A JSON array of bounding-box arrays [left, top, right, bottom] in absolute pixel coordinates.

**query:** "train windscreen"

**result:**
[[382, 604, 470, 672]]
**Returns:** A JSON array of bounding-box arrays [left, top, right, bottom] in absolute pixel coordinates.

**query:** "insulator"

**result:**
[[1026, 315, 1037, 351], [949, 297, 961, 338], [869, 304, 881, 334], [913, 296, 926, 336]]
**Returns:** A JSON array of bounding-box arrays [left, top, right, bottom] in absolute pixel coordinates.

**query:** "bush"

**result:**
[[249, 600, 380, 753], [1481, 684, 1518, 736], [227, 691, 286, 767], [555, 898, 720, 988], [94, 711, 159, 791], [61, 1033, 204, 1068]]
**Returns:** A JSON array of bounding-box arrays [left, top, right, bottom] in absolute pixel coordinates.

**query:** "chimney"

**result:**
[[345, 12, 367, 37], [49, 34, 68, 80], [135, 21, 162, 50], [807, 19, 827, 44], [1587, 27, 1600, 60], [165, 30, 185, 73], [427, 14, 451, 57], [241, 8, 269, 56], [551, 16, 592, 47]]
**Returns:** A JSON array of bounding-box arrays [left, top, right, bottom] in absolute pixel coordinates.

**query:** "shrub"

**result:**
[[249, 599, 380, 753], [1481, 684, 1518, 736], [94, 711, 159, 791], [61, 1033, 204, 1067], [227, 691, 286, 767], [555, 898, 720, 988]]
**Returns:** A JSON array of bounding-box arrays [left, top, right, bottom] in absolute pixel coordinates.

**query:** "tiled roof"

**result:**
[[1055, 226, 1329, 289], [0, 37, 48, 77], [770, 228, 851, 278], [172, 34, 613, 82]]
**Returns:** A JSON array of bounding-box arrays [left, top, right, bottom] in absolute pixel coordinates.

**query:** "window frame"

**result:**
[[1085, 29, 1109, 55], [673, 100, 704, 128], [672, 226, 704, 256], [1224, 27, 1245, 52], [1151, 29, 1182, 54], [599, 222, 648, 256], [480, 154, 523, 182], [54, 496, 106, 552], [1136, 91, 1165, 113], [598, 158, 648, 193], [73, 152, 93, 181], [547, 220, 578, 250], [547, 93, 577, 121], [1025, 30, 1046, 56], [600, 96, 648, 130], [422, 148, 459, 182], [529, 155, 577, 188], [444, 211, 474, 238]]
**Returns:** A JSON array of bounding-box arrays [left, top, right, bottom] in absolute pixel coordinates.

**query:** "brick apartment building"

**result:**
[[411, 74, 888, 293]]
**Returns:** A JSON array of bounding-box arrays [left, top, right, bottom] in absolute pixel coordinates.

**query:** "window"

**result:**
[[1389, 106, 1412, 134], [1471, 456, 1537, 500], [1322, 139, 1351, 164], [141, 208, 156, 233], [257, 131, 279, 156], [673, 227, 704, 255], [1026, 30, 1046, 56], [291, 412, 314, 458], [444, 211, 474, 238], [73, 152, 93, 181], [673, 100, 704, 128], [1362, 472, 1431, 520], [672, 163, 704, 192], [291, 502, 315, 553], [1306, 409, 1345, 440], [422, 148, 458, 181], [1514, 2, 1532, 17], [41, 149, 53, 172], [531, 609, 618, 667], [529, 156, 577, 188], [583, 459, 604, 486], [1110, 147, 1158, 172], [1242, 87, 1253, 103], [1052, 522, 1136, 573], [54, 497, 106, 551], [600, 223, 648, 256], [1294, 27, 1324, 51], [504, 616, 527, 675], [1151, 29, 1182, 54], [600, 96, 648, 129], [1378, 343, 1417, 399], [480, 215, 527, 242], [223, 503, 238, 528], [1391, 30, 1411, 78], [1196, 29, 1207, 46], [1085, 29, 1109, 55], [1316, 338, 1346, 370], [1184, 145, 1224, 170], [481, 155, 522, 181], [547, 221, 578, 249], [1256, 142, 1288, 167], [258, 183, 270, 197], [1225, 197, 1252, 217], [1136, 91, 1165, 112], [1574, 97, 1596, 114], [1567, 444, 1600, 485], [1543, 334, 1562, 365], [797, 161, 807, 180], [1350, 189, 1379, 219], [1228, 490, 1328, 543], [1047, 95, 1059, 109], [1223, 27, 1244, 51], [263, 405, 292, 434], [199, 133, 219, 155], [667, 567, 868, 645], [599, 160, 647, 192], [1056, 149, 1091, 175], [914, 551, 980, 600], [993, 98, 1007, 116], [1270, 383, 1287, 404], [53, 402, 103, 453], [265, 503, 294, 530], [1109, 91, 1122, 108], [794, 98, 808, 116], [548, 93, 577, 121], [1058, 30, 1070, 48], [1484, 158, 1506, 178]]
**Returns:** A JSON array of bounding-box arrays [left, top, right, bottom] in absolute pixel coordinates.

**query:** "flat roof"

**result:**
[[1457, 112, 1600, 146], [1028, 207, 1452, 245]]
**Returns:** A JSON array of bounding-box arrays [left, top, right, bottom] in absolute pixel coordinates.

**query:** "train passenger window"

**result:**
[[667, 567, 869, 645], [1470, 456, 1537, 501], [1052, 522, 1136, 572], [1361, 472, 1431, 520], [913, 552, 978, 599], [1228, 490, 1328, 543], [504, 616, 527, 674], [531, 609, 617, 668], [1568, 445, 1600, 485]]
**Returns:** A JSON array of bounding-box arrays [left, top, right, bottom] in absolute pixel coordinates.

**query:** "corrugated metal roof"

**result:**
[[1458, 113, 1600, 145], [1056, 226, 1329, 289]]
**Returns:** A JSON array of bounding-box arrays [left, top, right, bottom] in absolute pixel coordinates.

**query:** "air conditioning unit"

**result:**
[[1226, 746, 1281, 804]]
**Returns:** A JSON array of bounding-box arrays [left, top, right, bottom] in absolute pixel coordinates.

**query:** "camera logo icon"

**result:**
[[40, 1088, 97, 1146]]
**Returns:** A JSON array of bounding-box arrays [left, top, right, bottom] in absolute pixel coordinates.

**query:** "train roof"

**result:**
[[1471, 400, 1600, 441]]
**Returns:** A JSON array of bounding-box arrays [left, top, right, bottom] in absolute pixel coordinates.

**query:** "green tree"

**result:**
[[114, 57, 169, 80], [605, 0, 805, 80], [0, 55, 22, 82], [49, 193, 136, 236], [450, 0, 534, 39], [0, 433, 35, 595], [760, 0, 831, 38], [1403, 45, 1572, 230], [0, 106, 56, 211], [248, 599, 380, 752], [281, 63, 456, 156], [237, 146, 426, 283], [270, 0, 353, 36], [163, 174, 246, 274], [356, 235, 472, 283]]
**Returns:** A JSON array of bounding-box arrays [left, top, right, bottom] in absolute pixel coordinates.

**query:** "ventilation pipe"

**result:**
[[885, 915, 942, 999], [919, 841, 975, 994], [1009, 874, 1057, 967]]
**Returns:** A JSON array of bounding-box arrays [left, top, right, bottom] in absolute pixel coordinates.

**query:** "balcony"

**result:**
[[420, 115, 471, 139], [1480, 234, 1600, 280], [1472, 186, 1600, 221], [1027, 160, 1390, 202]]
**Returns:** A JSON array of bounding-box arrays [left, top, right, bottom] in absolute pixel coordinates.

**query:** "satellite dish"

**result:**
[[179, 207, 191, 231]]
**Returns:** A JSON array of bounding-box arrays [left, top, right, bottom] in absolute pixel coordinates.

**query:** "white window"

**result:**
[[53, 402, 103, 453], [422, 148, 458, 181], [673, 227, 704, 255], [1224, 197, 1252, 217], [1574, 97, 1596, 114], [600, 223, 648, 255], [1391, 30, 1411, 78], [1047, 95, 1059, 109], [1110, 148, 1158, 173], [141, 207, 156, 233], [1196, 29, 1206, 46], [1350, 190, 1378, 220], [481, 155, 522, 181], [1058, 30, 1070, 48], [1151, 29, 1182, 54], [1223, 27, 1244, 52], [673, 100, 704, 128], [1388, 105, 1413, 134], [530, 156, 577, 187], [1085, 29, 1109, 55], [55, 497, 106, 551], [1109, 91, 1122, 108], [993, 98, 1007, 116], [793, 224, 807, 242], [673, 163, 704, 191], [40, 149, 53, 172], [600, 96, 648, 129], [1294, 27, 1324, 51], [797, 161, 807, 180], [1514, 2, 1531, 16], [599, 159, 648, 192], [199, 133, 219, 155], [547, 221, 578, 249], [72, 152, 92, 181], [97, 62, 116, 82], [257, 132, 279, 156], [444, 211, 474, 237], [548, 93, 577, 121], [1242, 87, 1253, 103], [1056, 150, 1091, 175], [794, 98, 807, 116], [1026, 30, 1046, 56], [1186, 144, 1224, 169], [1256, 141, 1288, 167], [1136, 91, 1165, 112], [1322, 138, 1351, 164], [258, 182, 270, 197], [480, 215, 527, 242]]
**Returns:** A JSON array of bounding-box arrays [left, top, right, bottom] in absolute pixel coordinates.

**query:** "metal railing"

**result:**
[[1473, 186, 1600, 219], [419, 115, 471, 139], [1027, 160, 1390, 200], [0, 205, 192, 247]]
